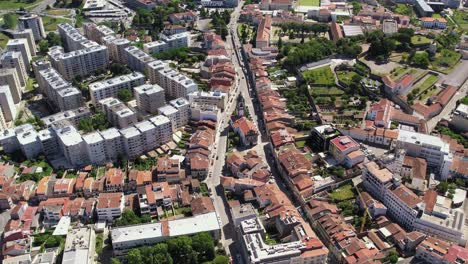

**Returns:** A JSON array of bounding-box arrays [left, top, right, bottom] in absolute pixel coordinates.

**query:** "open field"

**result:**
[[46, 9, 71, 16], [411, 35, 432, 46], [0, 0, 41, 10], [302, 66, 335, 86], [430, 49, 461, 73], [330, 184, 355, 201], [42, 16, 71, 32], [414, 74, 438, 92], [298, 0, 320, 6], [452, 10, 468, 32], [336, 70, 359, 85]]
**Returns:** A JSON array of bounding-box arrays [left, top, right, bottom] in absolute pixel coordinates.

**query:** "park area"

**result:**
[[302, 66, 335, 86], [298, 0, 320, 6], [329, 184, 355, 202], [336, 70, 359, 86], [452, 10, 468, 32], [0, 0, 40, 10], [430, 49, 461, 73], [411, 35, 432, 46], [42, 16, 71, 31]]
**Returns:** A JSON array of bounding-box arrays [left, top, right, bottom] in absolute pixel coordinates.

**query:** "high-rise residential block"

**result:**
[[134, 83, 165, 114], [89, 72, 145, 105], [18, 14, 45, 41]]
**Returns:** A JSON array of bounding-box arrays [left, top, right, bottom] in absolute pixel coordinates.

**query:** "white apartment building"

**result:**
[[38, 128, 60, 156], [16, 124, 43, 159], [89, 72, 145, 105], [11, 29, 36, 56], [0, 86, 16, 122], [120, 126, 145, 159], [100, 97, 138, 129], [149, 115, 173, 146], [1, 51, 27, 86], [99, 128, 124, 161], [143, 32, 190, 54], [56, 126, 89, 167], [62, 227, 96, 264], [146, 60, 167, 85], [32, 59, 51, 83], [188, 90, 227, 110], [48, 45, 109, 81], [102, 36, 130, 63], [37, 67, 83, 111], [170, 97, 190, 127], [42, 107, 92, 128], [134, 84, 165, 114], [96, 192, 125, 221], [190, 103, 220, 121], [124, 46, 155, 72], [157, 67, 198, 99], [0, 68, 22, 103], [134, 120, 158, 152], [18, 14, 45, 41], [83, 23, 115, 44], [111, 212, 221, 256], [56, 87, 83, 111], [83, 132, 106, 165], [57, 23, 89, 51], [6, 39, 32, 70], [397, 130, 452, 180], [158, 105, 181, 132]]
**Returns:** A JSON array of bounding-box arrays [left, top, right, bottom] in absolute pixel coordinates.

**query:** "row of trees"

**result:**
[[210, 9, 231, 40], [112, 232, 229, 264], [277, 22, 329, 43], [281, 38, 334, 72], [114, 208, 152, 226], [38, 32, 62, 53]]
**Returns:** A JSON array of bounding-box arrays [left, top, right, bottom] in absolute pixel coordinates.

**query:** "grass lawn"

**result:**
[[25, 78, 35, 92], [42, 16, 71, 32], [310, 86, 344, 96], [431, 49, 461, 72], [1, 13, 19, 29], [411, 35, 432, 46], [330, 184, 355, 201], [298, 0, 319, 6], [295, 140, 306, 148], [393, 4, 414, 16], [46, 9, 71, 16], [452, 10, 468, 32], [302, 66, 335, 86], [0, 32, 10, 49], [419, 86, 438, 101], [415, 74, 438, 92], [432, 13, 442, 18], [336, 70, 358, 85], [0, 0, 41, 10]]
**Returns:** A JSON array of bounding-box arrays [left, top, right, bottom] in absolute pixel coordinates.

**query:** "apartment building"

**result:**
[[134, 120, 159, 152], [111, 212, 221, 256], [56, 126, 89, 167], [170, 97, 190, 127], [83, 132, 106, 165], [188, 90, 227, 110], [96, 192, 125, 221], [6, 39, 32, 69], [62, 227, 96, 264], [37, 67, 83, 111], [102, 35, 130, 63], [134, 83, 166, 114], [143, 32, 190, 54], [89, 72, 145, 105], [18, 14, 45, 40], [11, 29, 36, 56], [120, 126, 145, 159], [0, 111, 7, 130], [1, 51, 27, 87], [396, 130, 452, 180], [32, 59, 51, 83], [0, 68, 22, 103], [100, 97, 137, 129], [146, 60, 167, 84], [0, 86, 17, 122], [149, 115, 173, 146], [157, 67, 198, 99], [420, 17, 447, 29], [329, 136, 364, 167], [99, 128, 124, 161], [38, 128, 60, 156], [42, 107, 92, 128], [57, 23, 89, 51], [83, 23, 115, 44], [124, 46, 155, 72], [48, 45, 109, 81]]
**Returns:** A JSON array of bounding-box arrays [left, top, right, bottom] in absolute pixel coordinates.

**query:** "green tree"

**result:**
[[46, 32, 62, 46], [115, 208, 141, 226], [154, 243, 173, 264], [213, 255, 229, 264], [437, 181, 449, 194], [3, 14, 16, 29], [127, 248, 144, 264], [39, 40, 49, 53], [167, 236, 196, 264], [111, 258, 122, 264], [117, 89, 133, 102], [140, 214, 152, 223], [191, 232, 215, 262], [110, 63, 131, 75], [411, 52, 429, 68]]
